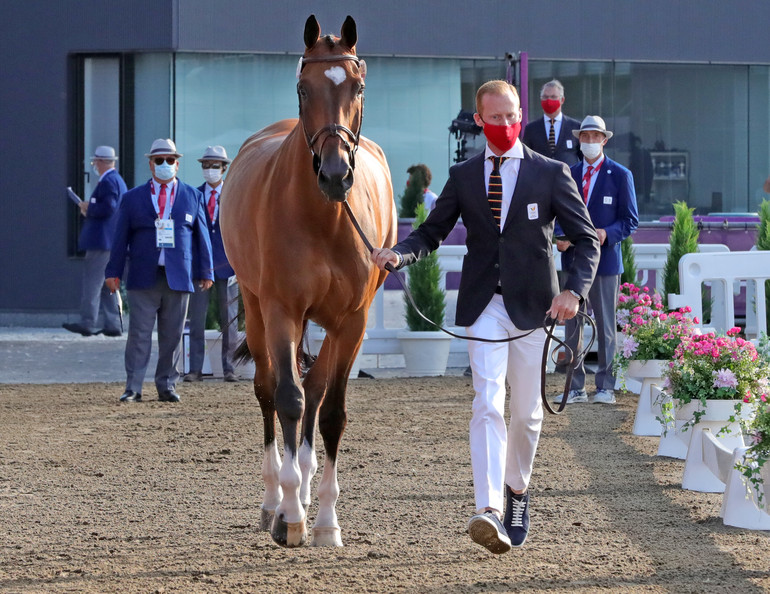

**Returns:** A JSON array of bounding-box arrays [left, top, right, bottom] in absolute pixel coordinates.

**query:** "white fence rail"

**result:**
[[361, 242, 732, 360], [668, 250, 770, 338]]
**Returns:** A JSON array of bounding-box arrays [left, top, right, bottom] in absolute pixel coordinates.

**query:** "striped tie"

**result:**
[[488, 156, 507, 227], [548, 118, 556, 153]]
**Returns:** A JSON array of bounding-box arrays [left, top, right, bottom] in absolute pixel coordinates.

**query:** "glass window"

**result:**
[[132, 53, 173, 187], [529, 60, 770, 221], [172, 53, 499, 211]]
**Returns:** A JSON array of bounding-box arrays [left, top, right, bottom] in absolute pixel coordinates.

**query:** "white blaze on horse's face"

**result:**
[[324, 66, 347, 86]]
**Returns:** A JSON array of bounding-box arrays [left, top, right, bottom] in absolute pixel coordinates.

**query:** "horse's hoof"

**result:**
[[311, 526, 343, 547], [271, 513, 307, 547], [260, 507, 275, 532]]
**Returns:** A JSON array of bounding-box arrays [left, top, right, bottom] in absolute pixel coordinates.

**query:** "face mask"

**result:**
[[481, 121, 521, 152], [92, 164, 101, 176], [541, 98, 561, 115], [580, 142, 603, 161], [202, 168, 223, 185], [154, 162, 176, 181]]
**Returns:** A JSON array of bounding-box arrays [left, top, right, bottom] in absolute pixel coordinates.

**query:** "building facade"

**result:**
[[2, 1, 770, 322]]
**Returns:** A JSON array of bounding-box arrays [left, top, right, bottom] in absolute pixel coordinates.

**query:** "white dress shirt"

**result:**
[[483, 139, 524, 229]]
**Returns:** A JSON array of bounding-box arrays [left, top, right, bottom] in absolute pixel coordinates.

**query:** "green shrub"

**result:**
[[404, 203, 446, 331], [620, 235, 638, 286], [756, 199, 770, 329], [662, 201, 699, 301]]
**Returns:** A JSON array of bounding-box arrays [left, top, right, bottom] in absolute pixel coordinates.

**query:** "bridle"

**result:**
[[297, 54, 365, 176]]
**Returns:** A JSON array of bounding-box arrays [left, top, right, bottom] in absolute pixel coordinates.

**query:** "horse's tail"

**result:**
[[233, 337, 253, 365], [232, 325, 317, 375]]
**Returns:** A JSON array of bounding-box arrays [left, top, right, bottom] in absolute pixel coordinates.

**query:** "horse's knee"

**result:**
[[275, 381, 304, 423]]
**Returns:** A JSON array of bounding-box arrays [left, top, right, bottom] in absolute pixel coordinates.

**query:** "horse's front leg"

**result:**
[[268, 322, 308, 547], [311, 317, 365, 546]]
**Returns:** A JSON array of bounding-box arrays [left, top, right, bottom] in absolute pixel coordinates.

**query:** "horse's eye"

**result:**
[[298, 86, 308, 101], [356, 85, 365, 97]]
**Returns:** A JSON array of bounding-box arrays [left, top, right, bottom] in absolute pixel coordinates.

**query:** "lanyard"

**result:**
[[151, 181, 177, 219]]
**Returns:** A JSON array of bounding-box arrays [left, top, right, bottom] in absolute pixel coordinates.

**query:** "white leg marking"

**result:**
[[276, 450, 304, 525], [260, 441, 282, 530], [298, 438, 318, 509], [312, 457, 342, 546], [262, 441, 283, 510]]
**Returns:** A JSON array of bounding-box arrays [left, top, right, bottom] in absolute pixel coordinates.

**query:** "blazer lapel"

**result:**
[[588, 161, 607, 208], [502, 152, 533, 231], [467, 153, 497, 227]]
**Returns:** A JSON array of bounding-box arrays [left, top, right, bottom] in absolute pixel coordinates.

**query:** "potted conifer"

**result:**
[[396, 203, 451, 376], [663, 201, 699, 310]]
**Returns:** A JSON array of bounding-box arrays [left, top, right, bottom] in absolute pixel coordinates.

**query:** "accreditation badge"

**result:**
[[156, 218, 175, 248]]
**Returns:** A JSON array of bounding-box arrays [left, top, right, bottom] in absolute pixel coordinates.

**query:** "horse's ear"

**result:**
[[304, 14, 320, 49], [340, 15, 357, 50]]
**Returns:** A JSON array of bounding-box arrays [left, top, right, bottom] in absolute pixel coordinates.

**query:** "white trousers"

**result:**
[[467, 294, 546, 514]]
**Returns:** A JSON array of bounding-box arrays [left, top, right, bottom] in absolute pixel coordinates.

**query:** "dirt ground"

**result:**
[[0, 375, 768, 593]]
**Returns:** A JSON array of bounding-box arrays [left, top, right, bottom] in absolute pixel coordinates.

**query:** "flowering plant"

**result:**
[[660, 327, 770, 428], [736, 395, 770, 506], [613, 283, 697, 380]]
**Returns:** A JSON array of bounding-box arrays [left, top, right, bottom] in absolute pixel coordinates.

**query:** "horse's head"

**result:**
[[297, 15, 366, 202]]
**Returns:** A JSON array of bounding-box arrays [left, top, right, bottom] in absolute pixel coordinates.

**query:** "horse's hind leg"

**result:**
[[241, 288, 281, 532]]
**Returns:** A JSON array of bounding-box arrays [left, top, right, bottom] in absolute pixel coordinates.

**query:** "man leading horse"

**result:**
[[371, 80, 599, 553]]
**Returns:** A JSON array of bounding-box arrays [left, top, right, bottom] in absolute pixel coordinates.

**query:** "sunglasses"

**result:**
[[153, 157, 177, 165], [201, 163, 223, 169]]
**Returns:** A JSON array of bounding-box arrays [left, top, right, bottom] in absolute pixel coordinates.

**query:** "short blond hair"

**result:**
[[475, 80, 520, 115]]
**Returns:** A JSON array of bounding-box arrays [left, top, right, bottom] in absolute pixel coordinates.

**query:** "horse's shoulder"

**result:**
[[239, 119, 298, 152], [358, 135, 389, 168]]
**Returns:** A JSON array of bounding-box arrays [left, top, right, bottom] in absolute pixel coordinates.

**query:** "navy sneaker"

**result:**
[[467, 510, 511, 554], [503, 489, 530, 548]]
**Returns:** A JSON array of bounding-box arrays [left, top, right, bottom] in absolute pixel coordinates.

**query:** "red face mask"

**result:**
[[481, 121, 521, 152], [541, 98, 561, 115]]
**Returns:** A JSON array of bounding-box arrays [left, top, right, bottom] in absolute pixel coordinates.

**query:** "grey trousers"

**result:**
[[80, 250, 121, 333], [565, 274, 620, 392], [187, 278, 239, 374], [125, 269, 190, 394]]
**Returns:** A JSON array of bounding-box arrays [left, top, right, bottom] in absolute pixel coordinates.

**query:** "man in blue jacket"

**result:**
[[63, 146, 127, 337], [105, 139, 214, 403], [184, 145, 240, 383], [556, 116, 639, 404]]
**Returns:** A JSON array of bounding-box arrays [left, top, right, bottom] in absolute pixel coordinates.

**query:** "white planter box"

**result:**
[[397, 331, 452, 377]]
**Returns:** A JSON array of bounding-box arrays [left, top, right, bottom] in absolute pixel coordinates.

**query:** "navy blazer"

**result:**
[[105, 180, 214, 292], [197, 183, 235, 279], [78, 168, 127, 251], [561, 157, 639, 276], [522, 114, 582, 166], [394, 145, 600, 330]]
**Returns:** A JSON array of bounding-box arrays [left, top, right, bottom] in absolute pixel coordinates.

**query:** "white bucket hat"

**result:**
[[91, 146, 118, 160], [572, 115, 613, 139], [144, 138, 183, 158], [197, 145, 231, 163]]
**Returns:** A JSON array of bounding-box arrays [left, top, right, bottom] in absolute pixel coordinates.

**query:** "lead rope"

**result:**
[[342, 201, 596, 414]]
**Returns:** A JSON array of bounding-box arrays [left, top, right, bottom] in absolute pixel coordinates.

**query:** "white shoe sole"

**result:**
[[468, 516, 511, 554]]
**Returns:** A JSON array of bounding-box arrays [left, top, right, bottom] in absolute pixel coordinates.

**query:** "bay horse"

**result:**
[[219, 15, 396, 547]]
